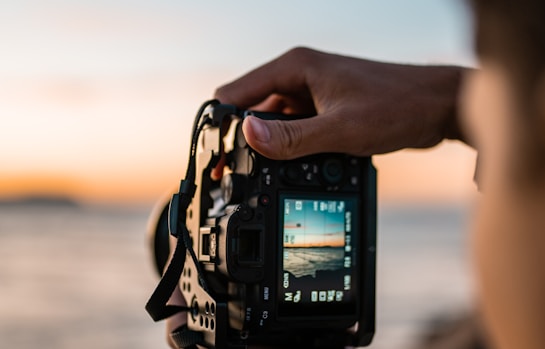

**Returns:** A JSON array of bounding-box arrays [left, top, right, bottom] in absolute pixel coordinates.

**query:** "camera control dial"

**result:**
[[322, 158, 344, 184], [221, 173, 246, 205]]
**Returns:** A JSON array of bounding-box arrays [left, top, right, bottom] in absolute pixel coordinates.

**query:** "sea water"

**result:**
[[0, 202, 473, 348]]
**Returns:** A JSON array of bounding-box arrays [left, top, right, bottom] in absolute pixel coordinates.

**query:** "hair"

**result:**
[[471, 0, 545, 184]]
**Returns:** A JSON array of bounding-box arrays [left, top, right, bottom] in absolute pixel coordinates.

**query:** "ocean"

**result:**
[[0, 202, 474, 348], [284, 247, 345, 278]]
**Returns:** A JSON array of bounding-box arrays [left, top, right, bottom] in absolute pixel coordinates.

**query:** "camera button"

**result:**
[[237, 204, 254, 221], [284, 164, 301, 181], [259, 194, 271, 206], [350, 176, 359, 186], [322, 158, 344, 184]]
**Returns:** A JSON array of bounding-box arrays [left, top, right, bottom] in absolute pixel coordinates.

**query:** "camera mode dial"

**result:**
[[221, 173, 246, 205]]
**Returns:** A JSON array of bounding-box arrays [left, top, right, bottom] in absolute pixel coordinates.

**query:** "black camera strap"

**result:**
[[145, 100, 221, 347], [145, 183, 205, 349], [145, 223, 190, 321]]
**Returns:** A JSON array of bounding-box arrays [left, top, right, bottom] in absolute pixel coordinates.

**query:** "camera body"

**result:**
[[171, 105, 375, 348]]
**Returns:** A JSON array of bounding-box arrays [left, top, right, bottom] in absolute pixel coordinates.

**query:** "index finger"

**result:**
[[214, 47, 318, 108]]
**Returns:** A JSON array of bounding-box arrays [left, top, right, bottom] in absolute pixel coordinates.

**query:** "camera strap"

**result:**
[[145, 100, 222, 348], [145, 223, 190, 321], [145, 185, 205, 349], [145, 179, 199, 321]]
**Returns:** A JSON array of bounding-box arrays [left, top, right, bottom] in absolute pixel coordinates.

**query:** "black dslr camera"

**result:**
[[146, 101, 376, 349]]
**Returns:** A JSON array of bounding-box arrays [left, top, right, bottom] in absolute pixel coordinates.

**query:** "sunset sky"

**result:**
[[283, 198, 347, 248], [0, 0, 478, 206]]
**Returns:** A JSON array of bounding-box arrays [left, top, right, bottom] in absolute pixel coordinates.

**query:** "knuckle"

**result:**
[[286, 46, 313, 56], [213, 85, 230, 103], [283, 46, 318, 66]]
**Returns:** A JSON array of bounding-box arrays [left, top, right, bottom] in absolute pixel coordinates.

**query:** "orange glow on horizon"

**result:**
[[284, 240, 345, 248], [0, 142, 478, 207], [0, 172, 178, 206], [0, 175, 85, 199]]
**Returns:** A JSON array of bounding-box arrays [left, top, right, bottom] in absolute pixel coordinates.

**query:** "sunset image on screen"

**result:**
[[282, 198, 353, 279], [283, 199, 346, 248]]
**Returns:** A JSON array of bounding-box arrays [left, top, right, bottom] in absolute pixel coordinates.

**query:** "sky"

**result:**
[[0, 0, 478, 206], [283, 199, 346, 248]]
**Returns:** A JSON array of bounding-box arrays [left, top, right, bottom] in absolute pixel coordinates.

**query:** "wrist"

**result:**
[[443, 66, 474, 146]]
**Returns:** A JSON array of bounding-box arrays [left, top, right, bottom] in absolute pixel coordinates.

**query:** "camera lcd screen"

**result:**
[[278, 194, 358, 317]]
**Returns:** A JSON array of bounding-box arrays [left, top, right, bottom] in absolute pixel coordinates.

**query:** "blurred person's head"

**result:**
[[465, 0, 545, 189]]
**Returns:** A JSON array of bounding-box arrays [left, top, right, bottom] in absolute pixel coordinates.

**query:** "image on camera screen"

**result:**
[[278, 195, 358, 316]]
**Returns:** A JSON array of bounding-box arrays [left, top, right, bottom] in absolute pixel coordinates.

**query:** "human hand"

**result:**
[[215, 47, 467, 160]]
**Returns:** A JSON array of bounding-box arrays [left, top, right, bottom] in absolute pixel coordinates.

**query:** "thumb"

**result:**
[[242, 115, 333, 160]]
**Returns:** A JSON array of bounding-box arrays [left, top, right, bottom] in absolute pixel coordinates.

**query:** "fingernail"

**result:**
[[247, 116, 271, 143]]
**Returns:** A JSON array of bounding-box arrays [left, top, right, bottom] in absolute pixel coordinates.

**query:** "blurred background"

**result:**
[[0, 1, 479, 348]]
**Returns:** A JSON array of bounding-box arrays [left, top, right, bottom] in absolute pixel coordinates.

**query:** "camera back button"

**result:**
[[236, 204, 254, 221], [258, 194, 271, 206]]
